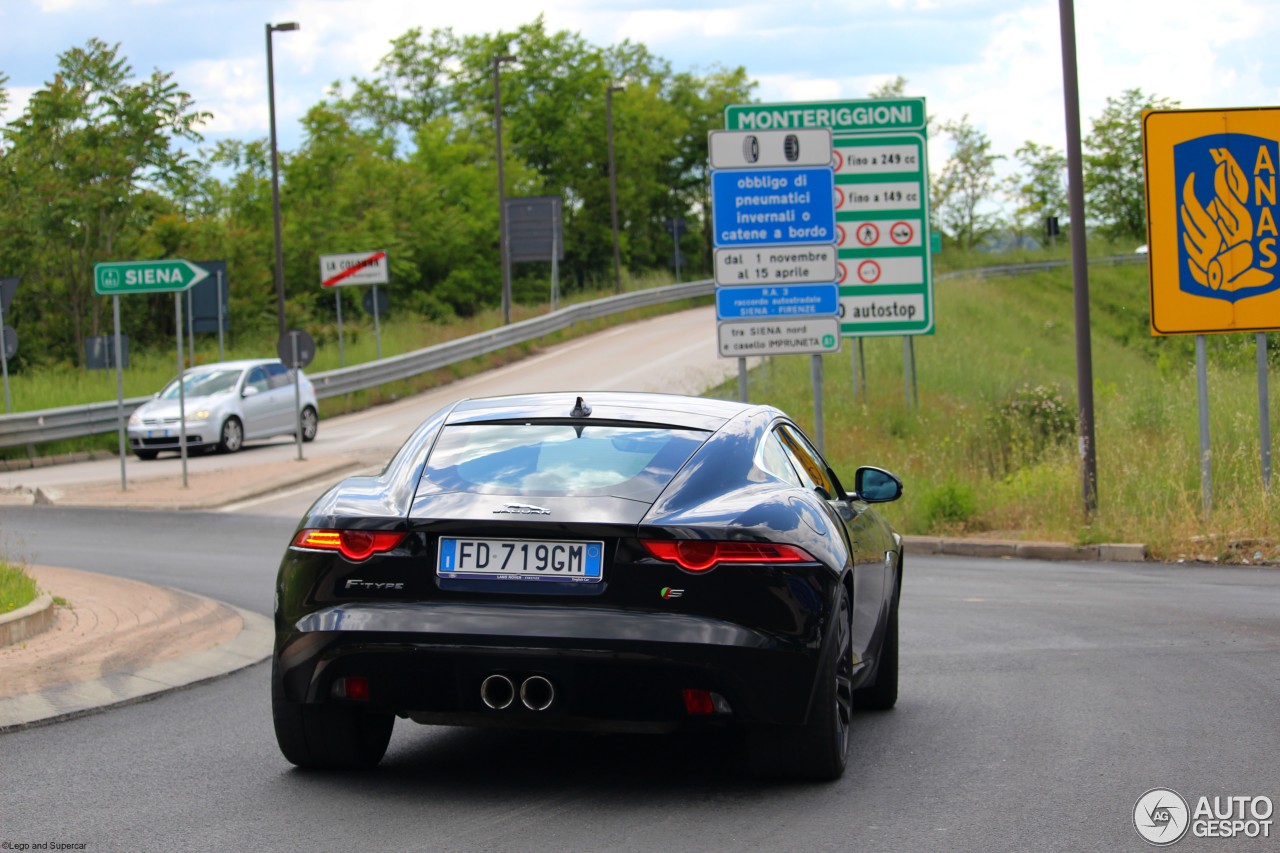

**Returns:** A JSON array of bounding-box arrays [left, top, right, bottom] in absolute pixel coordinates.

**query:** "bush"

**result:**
[[919, 479, 979, 531], [982, 384, 1075, 475]]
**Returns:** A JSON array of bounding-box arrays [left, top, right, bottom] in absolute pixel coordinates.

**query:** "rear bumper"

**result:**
[[274, 602, 830, 729]]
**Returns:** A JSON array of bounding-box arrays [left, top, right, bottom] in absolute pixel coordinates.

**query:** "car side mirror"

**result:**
[[854, 466, 903, 503], [242, 385, 260, 398]]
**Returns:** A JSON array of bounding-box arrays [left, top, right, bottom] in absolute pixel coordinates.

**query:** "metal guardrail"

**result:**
[[934, 252, 1146, 282], [0, 279, 714, 450], [0, 255, 1148, 450]]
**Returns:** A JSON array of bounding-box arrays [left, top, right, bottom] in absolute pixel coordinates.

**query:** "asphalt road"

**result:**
[[2, 504, 1279, 852]]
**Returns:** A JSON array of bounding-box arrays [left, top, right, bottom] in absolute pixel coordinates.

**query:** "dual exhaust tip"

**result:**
[[480, 674, 555, 712]]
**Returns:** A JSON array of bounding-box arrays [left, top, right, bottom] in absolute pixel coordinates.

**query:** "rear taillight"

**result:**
[[640, 539, 816, 572], [292, 529, 405, 562]]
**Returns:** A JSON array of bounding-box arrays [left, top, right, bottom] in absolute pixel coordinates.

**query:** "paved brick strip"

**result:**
[[0, 565, 241, 699]]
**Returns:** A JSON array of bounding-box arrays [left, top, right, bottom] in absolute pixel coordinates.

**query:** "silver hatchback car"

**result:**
[[127, 358, 319, 460]]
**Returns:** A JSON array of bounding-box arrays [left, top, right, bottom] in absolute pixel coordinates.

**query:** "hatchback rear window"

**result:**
[[418, 423, 709, 501]]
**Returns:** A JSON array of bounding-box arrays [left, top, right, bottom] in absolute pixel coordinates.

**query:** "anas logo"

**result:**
[[1177, 133, 1280, 302]]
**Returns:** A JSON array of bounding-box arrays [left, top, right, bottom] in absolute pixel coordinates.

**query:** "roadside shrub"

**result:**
[[982, 384, 1075, 475], [919, 479, 979, 531]]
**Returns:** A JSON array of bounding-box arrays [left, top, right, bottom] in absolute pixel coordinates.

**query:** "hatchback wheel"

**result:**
[[217, 417, 244, 454], [299, 406, 318, 442]]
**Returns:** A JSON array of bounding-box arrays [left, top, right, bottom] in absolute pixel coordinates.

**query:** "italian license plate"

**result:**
[[437, 537, 604, 583]]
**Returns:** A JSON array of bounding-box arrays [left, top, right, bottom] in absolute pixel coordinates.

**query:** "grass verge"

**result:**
[[0, 562, 38, 615]]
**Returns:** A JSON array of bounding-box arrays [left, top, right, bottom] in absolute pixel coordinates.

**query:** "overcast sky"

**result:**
[[2, 0, 1278, 168]]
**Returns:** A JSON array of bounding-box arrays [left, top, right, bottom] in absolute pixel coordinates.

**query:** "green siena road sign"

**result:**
[[94, 260, 210, 296], [726, 98, 934, 338]]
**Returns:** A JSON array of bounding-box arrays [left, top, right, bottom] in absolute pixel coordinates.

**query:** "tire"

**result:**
[[749, 586, 853, 781], [299, 406, 318, 442], [852, 598, 899, 711], [134, 449, 159, 461], [217, 417, 244, 454], [271, 662, 393, 770]]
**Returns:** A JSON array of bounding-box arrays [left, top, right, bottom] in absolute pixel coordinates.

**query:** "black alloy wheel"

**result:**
[[271, 662, 394, 770], [852, 596, 899, 711], [749, 585, 853, 780]]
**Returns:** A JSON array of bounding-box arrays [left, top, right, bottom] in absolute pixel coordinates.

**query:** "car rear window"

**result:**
[[418, 423, 709, 501]]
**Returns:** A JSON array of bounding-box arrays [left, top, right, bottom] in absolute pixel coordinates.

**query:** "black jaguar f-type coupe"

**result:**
[[272, 392, 904, 779]]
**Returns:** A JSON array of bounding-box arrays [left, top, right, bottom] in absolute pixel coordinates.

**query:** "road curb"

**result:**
[[30, 455, 362, 511], [0, 593, 55, 648], [903, 535, 1147, 562], [0, 603, 272, 732]]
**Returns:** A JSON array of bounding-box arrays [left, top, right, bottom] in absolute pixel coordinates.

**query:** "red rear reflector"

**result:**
[[640, 539, 816, 572], [683, 689, 715, 715], [332, 676, 371, 701], [292, 529, 406, 562]]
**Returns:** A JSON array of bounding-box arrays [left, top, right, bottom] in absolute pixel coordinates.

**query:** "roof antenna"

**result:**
[[570, 396, 592, 418]]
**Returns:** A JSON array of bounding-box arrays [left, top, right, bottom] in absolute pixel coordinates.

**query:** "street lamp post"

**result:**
[[607, 84, 625, 294], [266, 21, 300, 341], [493, 54, 517, 324]]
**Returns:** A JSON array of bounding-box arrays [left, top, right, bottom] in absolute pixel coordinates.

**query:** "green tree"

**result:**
[[0, 40, 208, 364], [932, 115, 1003, 249], [867, 75, 908, 99], [1084, 88, 1178, 241], [667, 65, 755, 272], [1008, 140, 1068, 239], [334, 27, 459, 148]]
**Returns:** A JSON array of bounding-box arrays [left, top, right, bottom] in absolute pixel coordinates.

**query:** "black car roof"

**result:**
[[444, 392, 756, 431]]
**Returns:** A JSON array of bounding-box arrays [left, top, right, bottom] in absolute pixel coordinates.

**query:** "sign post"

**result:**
[[0, 276, 18, 414], [1143, 106, 1280, 504], [95, 260, 210, 490], [321, 251, 388, 364]]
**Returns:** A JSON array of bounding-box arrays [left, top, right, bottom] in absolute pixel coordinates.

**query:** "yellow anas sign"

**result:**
[[1143, 107, 1280, 335]]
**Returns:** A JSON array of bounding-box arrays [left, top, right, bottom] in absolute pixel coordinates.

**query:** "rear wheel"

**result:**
[[852, 598, 898, 711], [272, 663, 393, 770], [217, 417, 243, 454], [749, 587, 852, 780], [299, 406, 318, 442]]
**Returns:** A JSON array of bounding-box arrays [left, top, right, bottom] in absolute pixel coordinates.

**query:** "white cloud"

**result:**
[[618, 7, 746, 42], [0, 86, 38, 126], [752, 73, 844, 104], [178, 57, 268, 135]]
